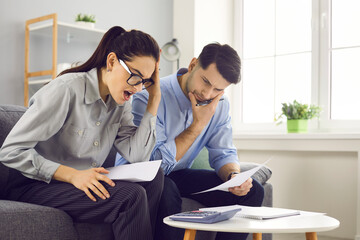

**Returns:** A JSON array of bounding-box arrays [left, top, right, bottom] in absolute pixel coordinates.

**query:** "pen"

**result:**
[[196, 98, 224, 106]]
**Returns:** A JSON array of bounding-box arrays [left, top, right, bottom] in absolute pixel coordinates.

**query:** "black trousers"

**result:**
[[6, 168, 164, 240], [154, 168, 264, 240]]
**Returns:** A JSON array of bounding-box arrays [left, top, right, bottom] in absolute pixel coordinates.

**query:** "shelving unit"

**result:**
[[24, 13, 105, 106]]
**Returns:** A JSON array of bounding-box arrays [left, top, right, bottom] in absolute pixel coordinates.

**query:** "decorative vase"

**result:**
[[286, 119, 308, 133], [75, 21, 95, 29]]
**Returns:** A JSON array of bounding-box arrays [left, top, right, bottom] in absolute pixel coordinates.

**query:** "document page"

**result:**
[[192, 158, 271, 194], [104, 160, 162, 182]]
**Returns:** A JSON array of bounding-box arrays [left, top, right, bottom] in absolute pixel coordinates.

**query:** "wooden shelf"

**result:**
[[24, 13, 106, 106], [29, 21, 105, 44], [29, 79, 52, 85]]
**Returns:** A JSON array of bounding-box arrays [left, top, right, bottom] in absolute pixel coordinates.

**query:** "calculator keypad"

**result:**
[[175, 211, 218, 217]]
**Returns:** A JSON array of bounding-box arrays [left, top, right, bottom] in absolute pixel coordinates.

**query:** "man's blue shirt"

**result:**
[[115, 68, 239, 175]]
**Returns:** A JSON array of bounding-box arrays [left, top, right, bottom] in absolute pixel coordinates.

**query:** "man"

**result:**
[[116, 43, 264, 240]]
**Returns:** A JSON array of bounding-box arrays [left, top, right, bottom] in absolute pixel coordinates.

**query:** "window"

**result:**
[[231, 0, 360, 132], [330, 0, 360, 120]]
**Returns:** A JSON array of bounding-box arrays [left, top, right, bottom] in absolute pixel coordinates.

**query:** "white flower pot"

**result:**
[[75, 21, 95, 29]]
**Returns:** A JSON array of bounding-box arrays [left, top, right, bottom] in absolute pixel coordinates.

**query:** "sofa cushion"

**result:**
[[0, 105, 27, 199], [0, 104, 27, 146], [191, 148, 272, 185], [239, 161, 272, 186], [0, 200, 77, 240]]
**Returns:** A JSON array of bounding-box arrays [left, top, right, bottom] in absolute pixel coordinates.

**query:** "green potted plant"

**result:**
[[75, 14, 96, 28], [276, 100, 321, 133]]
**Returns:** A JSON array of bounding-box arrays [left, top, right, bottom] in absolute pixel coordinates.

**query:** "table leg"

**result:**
[[356, 152, 360, 240], [305, 232, 318, 240], [183, 229, 196, 240], [253, 233, 262, 240]]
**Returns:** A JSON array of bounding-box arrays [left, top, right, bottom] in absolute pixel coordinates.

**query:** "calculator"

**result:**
[[169, 208, 241, 224]]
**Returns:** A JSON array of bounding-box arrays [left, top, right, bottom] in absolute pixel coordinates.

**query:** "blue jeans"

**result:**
[[154, 168, 265, 240]]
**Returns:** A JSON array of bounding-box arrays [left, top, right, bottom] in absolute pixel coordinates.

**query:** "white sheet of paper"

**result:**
[[104, 160, 162, 182], [192, 158, 271, 194]]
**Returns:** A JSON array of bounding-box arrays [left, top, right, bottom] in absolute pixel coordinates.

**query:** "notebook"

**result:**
[[236, 206, 300, 220], [200, 205, 301, 220]]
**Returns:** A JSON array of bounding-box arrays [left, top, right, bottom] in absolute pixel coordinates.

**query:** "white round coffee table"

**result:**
[[164, 214, 340, 240]]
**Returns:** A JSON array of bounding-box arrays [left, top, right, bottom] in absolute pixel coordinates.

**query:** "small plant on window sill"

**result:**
[[275, 100, 321, 133]]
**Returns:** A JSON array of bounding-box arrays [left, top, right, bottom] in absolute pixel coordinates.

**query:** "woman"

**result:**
[[0, 26, 163, 240]]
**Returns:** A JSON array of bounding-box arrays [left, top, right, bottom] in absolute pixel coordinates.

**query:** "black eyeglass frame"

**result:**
[[119, 59, 154, 89]]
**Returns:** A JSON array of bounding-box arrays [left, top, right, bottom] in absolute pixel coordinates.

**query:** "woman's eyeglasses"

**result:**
[[119, 59, 154, 90]]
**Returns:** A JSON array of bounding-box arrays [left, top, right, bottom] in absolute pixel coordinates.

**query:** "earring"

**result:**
[[107, 69, 110, 72]]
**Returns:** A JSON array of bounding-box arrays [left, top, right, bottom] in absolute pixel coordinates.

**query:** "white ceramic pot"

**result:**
[[75, 21, 95, 29]]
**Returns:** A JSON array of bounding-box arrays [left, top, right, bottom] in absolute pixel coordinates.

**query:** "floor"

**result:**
[[273, 233, 348, 240]]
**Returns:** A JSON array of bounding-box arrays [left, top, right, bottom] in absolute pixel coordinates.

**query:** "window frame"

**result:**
[[231, 0, 360, 134]]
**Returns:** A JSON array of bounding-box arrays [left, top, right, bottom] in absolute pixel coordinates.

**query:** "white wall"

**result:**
[[173, 0, 234, 69], [238, 150, 357, 239], [0, 0, 174, 105], [194, 0, 234, 56], [173, 0, 195, 70]]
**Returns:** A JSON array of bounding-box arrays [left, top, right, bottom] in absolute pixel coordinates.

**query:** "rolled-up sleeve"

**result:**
[[0, 80, 70, 183], [207, 109, 239, 174], [115, 92, 178, 174], [114, 99, 157, 163], [149, 120, 177, 175], [133, 92, 178, 174]]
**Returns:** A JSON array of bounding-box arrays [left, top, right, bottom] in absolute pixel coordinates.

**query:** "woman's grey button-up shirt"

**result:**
[[0, 68, 156, 183]]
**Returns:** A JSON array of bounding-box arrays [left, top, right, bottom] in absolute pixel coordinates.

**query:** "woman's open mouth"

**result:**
[[123, 90, 134, 101]]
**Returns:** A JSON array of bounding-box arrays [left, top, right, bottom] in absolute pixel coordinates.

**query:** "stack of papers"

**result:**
[[236, 206, 300, 220], [200, 205, 323, 220]]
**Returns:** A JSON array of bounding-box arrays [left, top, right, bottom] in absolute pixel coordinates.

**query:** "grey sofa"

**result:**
[[0, 104, 272, 240]]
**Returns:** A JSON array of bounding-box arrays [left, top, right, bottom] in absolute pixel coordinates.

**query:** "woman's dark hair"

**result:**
[[198, 43, 241, 84], [59, 26, 160, 76]]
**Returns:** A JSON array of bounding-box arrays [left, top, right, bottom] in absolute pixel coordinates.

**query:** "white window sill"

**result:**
[[233, 132, 360, 152]]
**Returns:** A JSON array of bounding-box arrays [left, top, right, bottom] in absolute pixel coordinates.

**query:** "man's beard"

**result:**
[[185, 70, 195, 97]]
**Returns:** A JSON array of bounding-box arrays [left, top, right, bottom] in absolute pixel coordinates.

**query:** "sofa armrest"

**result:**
[[262, 183, 273, 207], [0, 200, 77, 240], [191, 148, 272, 185]]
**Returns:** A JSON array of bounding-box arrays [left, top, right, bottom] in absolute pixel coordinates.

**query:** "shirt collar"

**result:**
[[85, 68, 102, 104], [170, 68, 192, 112], [84, 68, 121, 110]]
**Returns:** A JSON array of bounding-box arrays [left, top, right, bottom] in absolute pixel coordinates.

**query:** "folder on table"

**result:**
[[200, 205, 301, 220], [235, 206, 300, 220]]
